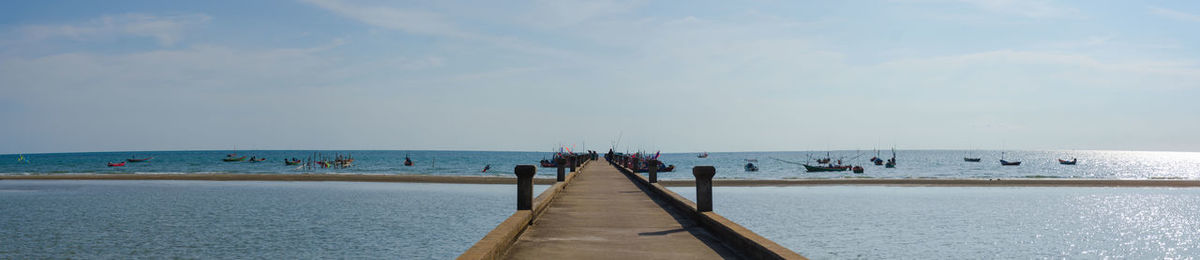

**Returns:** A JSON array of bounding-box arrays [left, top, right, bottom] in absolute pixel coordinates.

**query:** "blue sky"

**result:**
[[1, 0, 1199, 154]]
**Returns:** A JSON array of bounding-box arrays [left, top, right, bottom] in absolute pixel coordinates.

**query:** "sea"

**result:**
[[5, 150, 1200, 258], [671, 186, 1200, 259], [0, 180, 548, 259], [3, 150, 1200, 180]]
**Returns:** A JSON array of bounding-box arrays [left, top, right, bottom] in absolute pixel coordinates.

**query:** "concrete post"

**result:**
[[693, 166, 715, 212], [569, 156, 577, 172], [555, 158, 566, 182], [515, 165, 536, 210], [648, 160, 658, 183]]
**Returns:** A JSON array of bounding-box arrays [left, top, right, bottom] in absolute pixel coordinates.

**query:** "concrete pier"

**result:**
[[503, 162, 741, 259], [461, 158, 804, 259]]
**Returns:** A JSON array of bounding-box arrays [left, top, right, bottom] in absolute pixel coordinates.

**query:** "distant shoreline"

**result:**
[[3, 174, 1200, 187]]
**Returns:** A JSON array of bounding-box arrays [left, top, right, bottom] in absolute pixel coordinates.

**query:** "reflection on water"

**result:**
[[0, 180, 545, 259], [670, 186, 1200, 259]]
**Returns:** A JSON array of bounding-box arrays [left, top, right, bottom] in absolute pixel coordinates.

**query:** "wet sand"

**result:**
[[3, 174, 1200, 187]]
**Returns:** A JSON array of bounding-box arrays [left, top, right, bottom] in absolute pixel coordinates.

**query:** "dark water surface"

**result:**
[[0, 180, 545, 259]]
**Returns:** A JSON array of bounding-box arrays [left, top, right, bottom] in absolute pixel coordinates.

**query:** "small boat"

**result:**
[[284, 159, 302, 165], [1000, 152, 1020, 166], [964, 157, 982, 162], [539, 159, 557, 168], [744, 163, 759, 172], [107, 162, 125, 167], [633, 164, 676, 173], [247, 157, 267, 162], [223, 156, 247, 162], [126, 157, 153, 163], [803, 164, 850, 172], [852, 166, 864, 174], [884, 148, 896, 168], [697, 152, 709, 158], [1058, 158, 1077, 165]]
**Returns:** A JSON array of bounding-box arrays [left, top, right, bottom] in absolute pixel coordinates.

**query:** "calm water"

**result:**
[[671, 186, 1200, 259], [4, 150, 1200, 179], [0, 180, 546, 259]]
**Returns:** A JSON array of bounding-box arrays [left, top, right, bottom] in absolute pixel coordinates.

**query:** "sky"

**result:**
[[1, 0, 1199, 154]]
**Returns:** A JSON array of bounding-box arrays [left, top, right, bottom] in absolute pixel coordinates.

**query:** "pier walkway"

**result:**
[[503, 161, 739, 259]]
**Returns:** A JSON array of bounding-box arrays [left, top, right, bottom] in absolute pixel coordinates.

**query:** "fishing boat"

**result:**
[[248, 157, 267, 162], [1000, 152, 1021, 166], [126, 157, 152, 163], [1058, 158, 1077, 165], [633, 162, 676, 173], [964, 157, 982, 162], [852, 166, 864, 174], [284, 159, 302, 165], [744, 163, 759, 172], [107, 162, 126, 167], [697, 152, 709, 158], [223, 156, 247, 162], [869, 149, 884, 165], [803, 164, 850, 172], [815, 152, 833, 164], [883, 148, 896, 168]]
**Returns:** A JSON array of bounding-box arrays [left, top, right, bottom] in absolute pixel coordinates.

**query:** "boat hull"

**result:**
[[804, 164, 849, 172], [223, 156, 247, 162], [1000, 160, 1021, 166], [964, 158, 981, 162]]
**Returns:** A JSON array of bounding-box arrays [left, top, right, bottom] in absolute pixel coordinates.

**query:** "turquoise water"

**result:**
[[0, 180, 546, 259], [671, 186, 1200, 259], [4, 150, 1200, 179]]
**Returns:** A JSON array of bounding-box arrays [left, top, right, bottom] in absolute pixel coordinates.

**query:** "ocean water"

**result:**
[[0, 180, 546, 259], [3, 150, 1200, 180], [670, 186, 1200, 259]]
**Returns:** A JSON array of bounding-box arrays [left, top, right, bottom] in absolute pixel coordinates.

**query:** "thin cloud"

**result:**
[[301, 0, 475, 38], [1149, 6, 1200, 22], [895, 0, 1080, 18], [302, 0, 575, 59], [16, 13, 211, 46]]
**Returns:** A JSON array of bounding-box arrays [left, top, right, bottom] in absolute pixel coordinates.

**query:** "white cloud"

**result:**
[[301, 0, 474, 38], [16, 13, 210, 46], [960, 0, 1078, 18], [521, 0, 643, 28], [1149, 6, 1200, 22], [895, 0, 1079, 18]]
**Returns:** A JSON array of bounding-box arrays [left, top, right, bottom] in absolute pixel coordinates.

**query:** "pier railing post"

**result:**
[[555, 158, 566, 182], [648, 160, 658, 183], [693, 166, 715, 212], [569, 156, 577, 172], [515, 165, 536, 210]]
